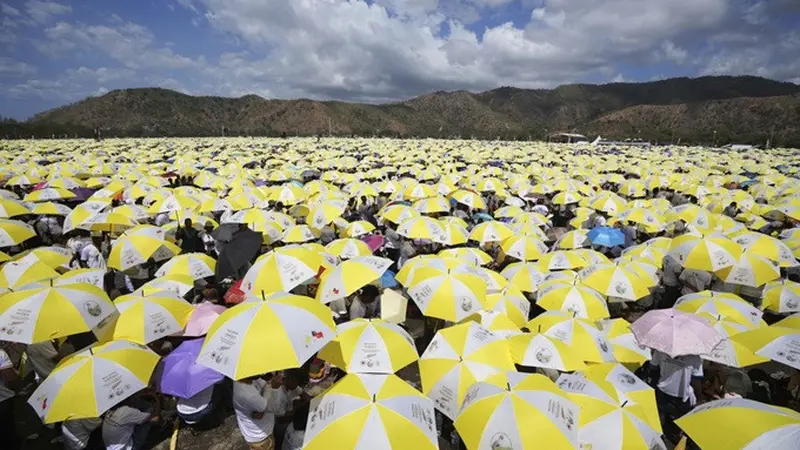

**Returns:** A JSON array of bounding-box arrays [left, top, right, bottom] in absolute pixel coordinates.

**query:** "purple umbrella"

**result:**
[[159, 339, 224, 398], [631, 309, 723, 358], [69, 188, 97, 202]]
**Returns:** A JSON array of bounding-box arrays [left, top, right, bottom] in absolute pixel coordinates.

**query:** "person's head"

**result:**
[[184, 218, 193, 229], [360, 284, 380, 303], [730, 202, 738, 209], [203, 287, 219, 301], [283, 368, 305, 391], [204, 221, 214, 232]]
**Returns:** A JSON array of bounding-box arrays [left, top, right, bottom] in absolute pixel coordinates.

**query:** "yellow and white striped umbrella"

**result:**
[[30, 201, 72, 216], [579, 262, 653, 302], [583, 363, 662, 434], [588, 191, 627, 215], [147, 194, 199, 214], [378, 204, 420, 224], [675, 290, 763, 327], [0, 219, 36, 247], [438, 220, 470, 246], [133, 274, 195, 297], [419, 322, 514, 419], [318, 318, 418, 374], [455, 372, 580, 450], [241, 247, 323, 296], [671, 204, 719, 231], [668, 233, 742, 271], [325, 238, 372, 259], [449, 189, 486, 210], [395, 255, 466, 286], [23, 188, 76, 202], [267, 184, 307, 205], [0, 283, 115, 344], [731, 325, 800, 370], [556, 229, 591, 250], [469, 221, 513, 244], [538, 250, 589, 271], [509, 332, 588, 371], [198, 293, 336, 379], [553, 191, 583, 205], [0, 199, 31, 218], [761, 279, 800, 313], [11, 246, 73, 270], [485, 285, 530, 327], [462, 310, 522, 338], [413, 196, 451, 214], [537, 281, 609, 320], [281, 224, 321, 243], [316, 256, 392, 304], [397, 216, 448, 243], [439, 247, 492, 266], [599, 319, 652, 365], [307, 202, 346, 229], [403, 183, 437, 200], [0, 253, 60, 290], [28, 340, 160, 423], [501, 262, 546, 293], [700, 317, 769, 368], [731, 232, 798, 268], [407, 270, 487, 322], [556, 373, 666, 450], [153, 252, 216, 280], [501, 235, 548, 261], [108, 225, 180, 271], [610, 208, 666, 233], [676, 398, 800, 450], [343, 220, 376, 238], [195, 198, 236, 214], [302, 373, 438, 450], [621, 244, 668, 268], [528, 311, 617, 364], [112, 292, 193, 344]]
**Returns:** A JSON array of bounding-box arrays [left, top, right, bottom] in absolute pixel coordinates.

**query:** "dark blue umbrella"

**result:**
[[587, 227, 624, 247]]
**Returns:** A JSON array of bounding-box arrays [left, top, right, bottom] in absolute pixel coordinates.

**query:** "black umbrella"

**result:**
[[215, 229, 262, 281]]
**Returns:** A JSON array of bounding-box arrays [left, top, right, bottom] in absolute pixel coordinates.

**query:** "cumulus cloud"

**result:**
[[3, 0, 800, 117], [25, 0, 71, 24], [0, 57, 36, 77]]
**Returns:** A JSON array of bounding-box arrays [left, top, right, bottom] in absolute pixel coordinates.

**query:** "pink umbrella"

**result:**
[[183, 302, 227, 337], [361, 234, 385, 252], [631, 308, 723, 358]]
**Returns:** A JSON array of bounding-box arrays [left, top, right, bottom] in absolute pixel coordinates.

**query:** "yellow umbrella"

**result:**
[[528, 311, 617, 364], [0, 283, 116, 344], [455, 372, 580, 450], [407, 269, 487, 321], [198, 293, 336, 379], [419, 322, 514, 419], [325, 238, 372, 259], [469, 221, 514, 244], [316, 256, 392, 304], [302, 373, 438, 450], [27, 340, 160, 423], [112, 292, 193, 344], [537, 281, 609, 320], [579, 262, 653, 302], [509, 332, 587, 371], [668, 233, 742, 271], [318, 319, 418, 374], [0, 219, 36, 247], [501, 262, 546, 293], [500, 235, 548, 261], [241, 247, 323, 296], [676, 398, 800, 450]]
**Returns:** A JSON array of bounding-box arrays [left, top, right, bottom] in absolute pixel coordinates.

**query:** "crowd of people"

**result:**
[[0, 139, 799, 450]]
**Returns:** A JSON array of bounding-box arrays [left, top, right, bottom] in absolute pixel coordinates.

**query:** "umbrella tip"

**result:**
[[506, 382, 511, 392], [261, 290, 266, 301], [372, 393, 376, 403], [621, 400, 628, 408]]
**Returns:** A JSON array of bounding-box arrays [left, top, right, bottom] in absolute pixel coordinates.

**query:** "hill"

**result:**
[[8, 75, 800, 145]]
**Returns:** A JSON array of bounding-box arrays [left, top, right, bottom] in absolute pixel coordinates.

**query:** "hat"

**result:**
[[204, 221, 214, 229], [308, 357, 330, 383]]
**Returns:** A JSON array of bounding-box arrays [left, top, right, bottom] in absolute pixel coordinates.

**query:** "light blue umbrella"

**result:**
[[587, 226, 624, 247]]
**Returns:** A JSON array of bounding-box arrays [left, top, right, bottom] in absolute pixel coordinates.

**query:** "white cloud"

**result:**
[[661, 41, 688, 65], [36, 21, 199, 70], [25, 0, 71, 24], [1, 5, 21, 17], [0, 57, 36, 77]]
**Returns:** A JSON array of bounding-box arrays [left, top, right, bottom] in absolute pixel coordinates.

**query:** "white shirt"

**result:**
[[154, 213, 170, 227], [350, 297, 379, 319], [282, 424, 305, 450], [102, 405, 151, 450], [233, 379, 278, 443], [80, 244, 106, 270], [176, 385, 214, 417], [62, 418, 102, 450], [652, 350, 703, 406], [592, 215, 607, 228], [0, 350, 14, 404], [532, 204, 549, 216]]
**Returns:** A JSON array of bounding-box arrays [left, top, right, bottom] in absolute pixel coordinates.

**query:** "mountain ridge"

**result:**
[[10, 75, 800, 145]]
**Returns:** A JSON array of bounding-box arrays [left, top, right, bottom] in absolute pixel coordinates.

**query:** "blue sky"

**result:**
[[1, 0, 798, 119]]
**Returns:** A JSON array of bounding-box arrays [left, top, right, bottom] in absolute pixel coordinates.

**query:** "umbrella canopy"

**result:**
[[197, 293, 336, 379], [586, 227, 625, 248], [28, 340, 160, 423], [316, 256, 392, 304], [419, 322, 514, 420], [112, 292, 193, 344], [318, 318, 418, 374], [676, 398, 800, 450], [631, 308, 724, 358], [158, 338, 224, 399], [240, 246, 321, 295], [455, 372, 580, 450], [302, 373, 438, 450]]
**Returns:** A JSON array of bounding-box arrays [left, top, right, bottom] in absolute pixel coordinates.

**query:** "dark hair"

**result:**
[[293, 402, 310, 431], [360, 284, 379, 299]]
